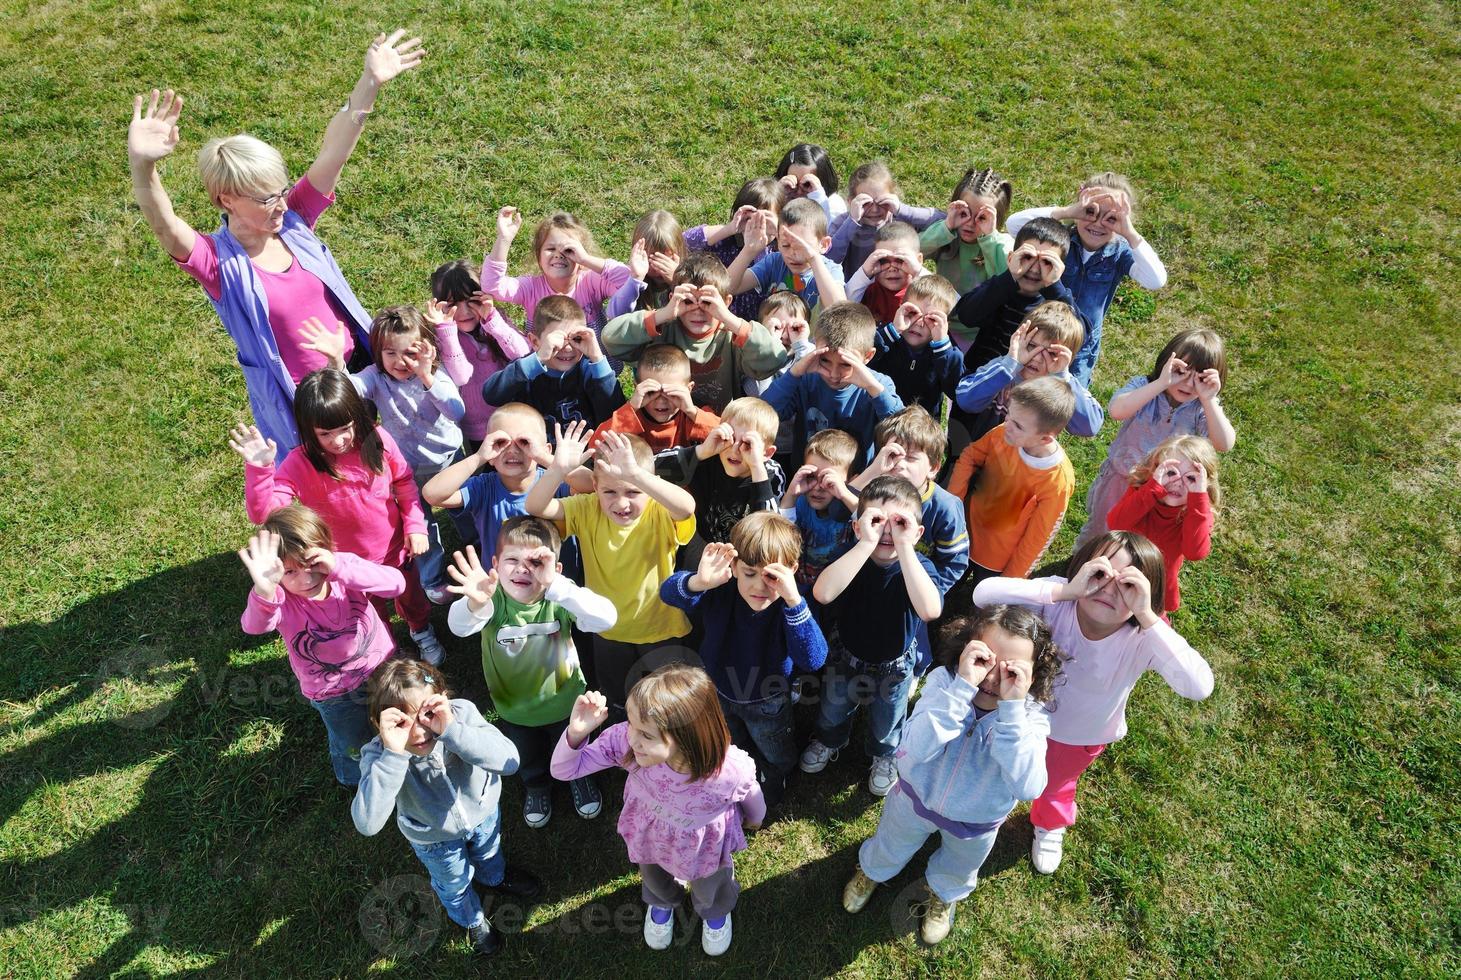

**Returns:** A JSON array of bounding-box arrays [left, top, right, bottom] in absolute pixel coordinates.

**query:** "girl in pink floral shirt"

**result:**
[[552, 664, 764, 957]]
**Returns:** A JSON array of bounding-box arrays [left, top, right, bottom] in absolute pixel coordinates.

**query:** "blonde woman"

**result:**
[[127, 31, 424, 451]]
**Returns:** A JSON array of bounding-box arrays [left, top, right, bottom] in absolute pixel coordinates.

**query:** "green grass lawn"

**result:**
[[2, 0, 1458, 975]]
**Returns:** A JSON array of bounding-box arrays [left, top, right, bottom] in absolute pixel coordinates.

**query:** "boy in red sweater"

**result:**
[[590, 344, 721, 454]]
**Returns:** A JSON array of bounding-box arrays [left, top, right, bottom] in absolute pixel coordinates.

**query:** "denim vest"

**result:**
[[1063, 238, 1135, 385], [209, 208, 373, 452]]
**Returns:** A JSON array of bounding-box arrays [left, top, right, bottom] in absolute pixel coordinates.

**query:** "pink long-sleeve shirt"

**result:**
[[240, 552, 404, 701], [478, 257, 632, 334], [551, 723, 764, 881], [434, 314, 533, 441], [244, 427, 427, 567], [972, 576, 1214, 746]]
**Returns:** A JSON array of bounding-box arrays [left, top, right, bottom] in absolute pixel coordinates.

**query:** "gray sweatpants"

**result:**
[[640, 862, 739, 920]]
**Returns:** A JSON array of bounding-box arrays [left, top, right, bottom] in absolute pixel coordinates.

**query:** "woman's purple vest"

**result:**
[[208, 207, 373, 452]]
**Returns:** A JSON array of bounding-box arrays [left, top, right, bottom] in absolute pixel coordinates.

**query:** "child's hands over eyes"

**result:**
[[696, 285, 732, 323], [887, 511, 919, 547], [855, 505, 887, 545], [788, 464, 819, 497], [731, 205, 760, 234], [818, 467, 848, 496], [1045, 343, 1073, 375], [661, 384, 696, 416], [567, 326, 603, 361], [300, 547, 336, 578], [628, 237, 650, 281], [922, 309, 949, 343], [892, 303, 920, 337], [693, 542, 738, 591], [1187, 463, 1209, 495], [496, 206, 522, 240], [998, 659, 1033, 700], [1009, 322, 1038, 364], [782, 225, 824, 264], [567, 691, 609, 743], [1006, 243, 1039, 281], [238, 529, 285, 597], [956, 639, 995, 688], [418, 693, 454, 736], [945, 198, 972, 232], [378, 707, 414, 753], [794, 172, 824, 197], [559, 241, 591, 270], [668, 283, 702, 320], [971, 201, 997, 238], [762, 562, 801, 605], [1195, 368, 1222, 402], [550, 420, 594, 473], [422, 299, 452, 326], [870, 440, 906, 478], [648, 251, 680, 283], [408, 533, 430, 557], [629, 378, 661, 411], [1155, 458, 1185, 494], [1158, 353, 1192, 391], [299, 316, 348, 370], [788, 346, 825, 378], [536, 328, 568, 365], [742, 210, 772, 251], [700, 421, 735, 458], [737, 429, 766, 462], [861, 247, 895, 277], [228, 424, 278, 468], [1067, 555, 1117, 599], [477, 429, 512, 466], [1115, 565, 1153, 618], [446, 546, 498, 608], [405, 341, 434, 384], [838, 347, 882, 393]]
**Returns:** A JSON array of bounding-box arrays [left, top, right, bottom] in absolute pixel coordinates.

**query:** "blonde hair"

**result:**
[[261, 503, 333, 562], [780, 197, 829, 240], [905, 274, 958, 314], [873, 405, 947, 471], [720, 397, 779, 443], [1023, 302, 1085, 354], [1129, 435, 1222, 510], [594, 432, 655, 476], [730, 512, 802, 567], [197, 134, 288, 207], [805, 428, 857, 470], [489, 401, 546, 432], [847, 160, 899, 199], [813, 302, 877, 355], [633, 210, 685, 263], [1083, 171, 1138, 213], [1007, 375, 1076, 434]]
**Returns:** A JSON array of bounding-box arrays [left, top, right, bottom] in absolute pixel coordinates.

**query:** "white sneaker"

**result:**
[[643, 906, 674, 950], [701, 912, 732, 956], [868, 756, 898, 797], [410, 627, 446, 666], [424, 584, 452, 606], [799, 740, 838, 774], [1031, 827, 1066, 874]]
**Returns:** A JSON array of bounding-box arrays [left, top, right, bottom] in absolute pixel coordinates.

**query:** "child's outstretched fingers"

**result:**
[[227, 424, 277, 467], [628, 237, 650, 280], [569, 692, 609, 738], [1009, 321, 1035, 362]]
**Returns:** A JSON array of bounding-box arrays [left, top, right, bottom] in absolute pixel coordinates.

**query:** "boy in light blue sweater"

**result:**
[[840, 604, 1066, 945]]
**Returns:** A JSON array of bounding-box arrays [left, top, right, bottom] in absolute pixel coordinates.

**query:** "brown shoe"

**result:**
[[842, 866, 878, 913]]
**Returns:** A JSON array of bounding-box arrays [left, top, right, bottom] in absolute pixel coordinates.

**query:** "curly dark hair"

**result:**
[[936, 604, 1067, 704]]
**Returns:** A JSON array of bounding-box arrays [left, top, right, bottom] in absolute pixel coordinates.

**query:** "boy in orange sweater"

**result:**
[[947, 376, 1076, 597], [590, 344, 721, 454]]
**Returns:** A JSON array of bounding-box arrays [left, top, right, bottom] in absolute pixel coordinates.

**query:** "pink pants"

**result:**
[[1029, 739, 1108, 831], [369, 558, 432, 634]]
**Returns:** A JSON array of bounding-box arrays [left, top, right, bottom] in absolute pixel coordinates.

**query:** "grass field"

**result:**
[[1, 0, 1458, 976]]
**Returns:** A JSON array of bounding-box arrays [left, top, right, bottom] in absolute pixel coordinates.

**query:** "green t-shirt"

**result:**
[[481, 591, 587, 727]]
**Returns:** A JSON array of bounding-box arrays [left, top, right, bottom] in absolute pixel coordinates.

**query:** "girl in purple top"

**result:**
[[126, 31, 425, 453], [237, 505, 405, 787], [683, 178, 786, 321], [551, 665, 765, 957]]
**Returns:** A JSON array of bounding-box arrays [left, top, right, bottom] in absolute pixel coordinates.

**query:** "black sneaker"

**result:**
[[467, 919, 502, 957], [523, 787, 552, 828], [480, 865, 542, 901], [570, 776, 603, 819]]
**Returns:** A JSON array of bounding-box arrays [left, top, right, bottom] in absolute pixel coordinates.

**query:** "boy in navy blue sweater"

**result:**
[[660, 512, 827, 808], [868, 274, 964, 422], [480, 294, 625, 441]]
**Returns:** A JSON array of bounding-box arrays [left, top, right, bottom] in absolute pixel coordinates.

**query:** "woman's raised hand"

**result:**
[[128, 89, 183, 166], [364, 31, 425, 87]]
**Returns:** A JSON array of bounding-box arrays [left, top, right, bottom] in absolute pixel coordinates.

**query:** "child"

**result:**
[[428, 259, 533, 455], [951, 217, 1090, 373], [763, 301, 904, 467], [352, 659, 538, 958], [602, 252, 788, 413], [551, 668, 764, 956], [422, 402, 570, 568], [972, 532, 1213, 874], [658, 397, 785, 545], [918, 168, 1015, 295], [527, 422, 698, 712], [607, 209, 685, 319], [948, 377, 1077, 595], [868, 275, 963, 421], [775, 142, 845, 220], [590, 344, 722, 454], [480, 207, 631, 336], [800, 476, 943, 797], [305, 306, 466, 603], [726, 198, 848, 317], [480, 294, 626, 437], [778, 428, 859, 599], [1106, 435, 1219, 614], [844, 221, 926, 326], [841, 605, 1064, 944], [744, 292, 815, 466], [230, 369, 446, 664], [826, 161, 944, 278], [954, 301, 1105, 442], [683, 177, 785, 321], [1077, 329, 1236, 547], [660, 513, 828, 807], [1007, 173, 1168, 385], [445, 518, 617, 827], [238, 507, 404, 786]]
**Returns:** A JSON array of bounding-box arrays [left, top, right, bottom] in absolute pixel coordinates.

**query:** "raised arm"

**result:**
[[306, 31, 425, 197], [127, 89, 197, 261]]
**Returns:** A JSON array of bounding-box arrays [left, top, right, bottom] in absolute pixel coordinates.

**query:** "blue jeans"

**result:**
[[720, 692, 796, 808], [308, 687, 374, 787], [814, 643, 917, 759], [410, 811, 507, 929]]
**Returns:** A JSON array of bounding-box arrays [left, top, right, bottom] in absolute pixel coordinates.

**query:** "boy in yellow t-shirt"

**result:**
[[527, 420, 697, 712]]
